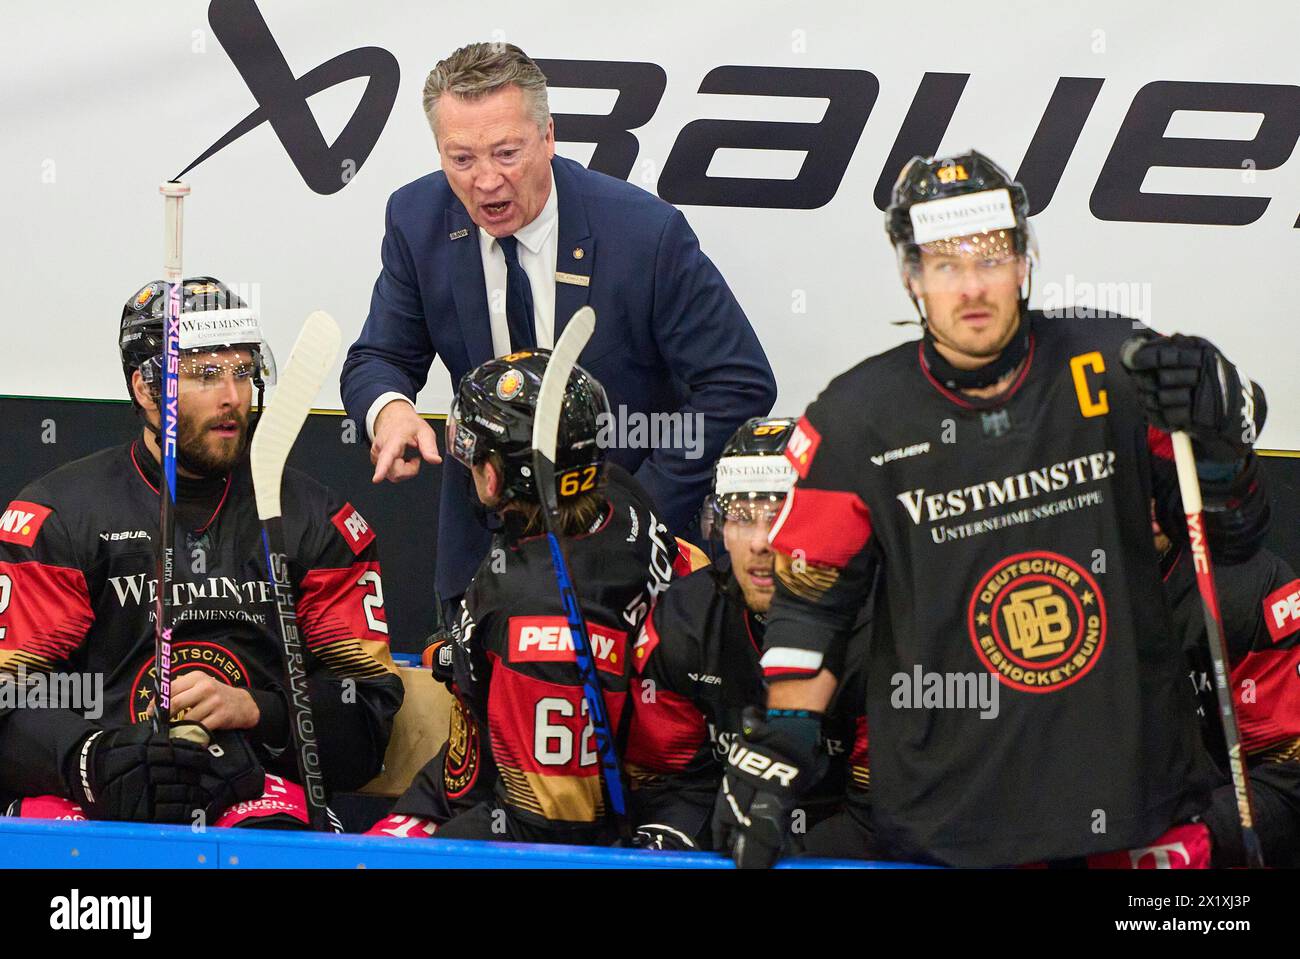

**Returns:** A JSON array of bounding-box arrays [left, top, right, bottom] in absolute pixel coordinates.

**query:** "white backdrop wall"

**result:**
[[3, 0, 1299, 443]]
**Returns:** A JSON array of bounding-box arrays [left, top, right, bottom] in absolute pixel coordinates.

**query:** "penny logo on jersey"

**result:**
[[508, 617, 628, 676], [968, 551, 1106, 693]]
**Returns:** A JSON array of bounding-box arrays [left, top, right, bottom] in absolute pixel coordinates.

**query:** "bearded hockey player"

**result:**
[[368, 350, 699, 845], [1156, 520, 1300, 866], [0, 278, 402, 828], [623, 417, 871, 852], [714, 150, 1270, 868]]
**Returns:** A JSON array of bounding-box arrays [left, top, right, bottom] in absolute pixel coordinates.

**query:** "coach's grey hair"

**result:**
[[423, 42, 551, 141]]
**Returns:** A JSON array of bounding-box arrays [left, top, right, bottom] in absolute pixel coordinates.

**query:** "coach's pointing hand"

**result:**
[[371, 399, 441, 484]]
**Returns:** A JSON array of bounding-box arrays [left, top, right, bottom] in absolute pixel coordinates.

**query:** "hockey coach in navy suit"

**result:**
[[341, 42, 776, 604]]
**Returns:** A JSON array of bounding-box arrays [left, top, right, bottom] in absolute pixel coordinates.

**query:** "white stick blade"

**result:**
[[533, 306, 596, 460], [251, 311, 342, 520]]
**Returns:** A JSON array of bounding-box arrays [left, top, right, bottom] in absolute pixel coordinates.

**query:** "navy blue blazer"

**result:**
[[341, 156, 776, 598]]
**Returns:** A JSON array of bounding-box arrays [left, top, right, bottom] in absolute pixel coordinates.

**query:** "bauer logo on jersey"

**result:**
[[870, 441, 930, 467], [968, 551, 1106, 693], [331, 503, 375, 555], [1263, 579, 1300, 644], [785, 417, 822, 479], [509, 616, 628, 675], [0, 501, 53, 547]]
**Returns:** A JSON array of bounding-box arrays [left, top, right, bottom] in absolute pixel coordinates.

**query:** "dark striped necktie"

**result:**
[[497, 235, 536, 352]]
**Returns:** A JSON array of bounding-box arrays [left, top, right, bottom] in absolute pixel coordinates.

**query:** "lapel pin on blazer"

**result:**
[[449, 228, 469, 240], [572, 247, 584, 260]]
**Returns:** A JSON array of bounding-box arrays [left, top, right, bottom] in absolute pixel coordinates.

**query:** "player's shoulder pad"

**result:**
[[460, 569, 500, 629], [825, 339, 917, 400], [602, 462, 680, 546], [799, 343, 916, 444], [282, 467, 378, 558], [0, 495, 57, 550], [8, 445, 134, 547], [786, 363, 886, 487], [673, 538, 709, 577], [1035, 308, 1145, 355], [0, 447, 124, 552], [1261, 575, 1300, 646], [631, 565, 717, 676], [1250, 548, 1300, 646], [604, 462, 650, 511]]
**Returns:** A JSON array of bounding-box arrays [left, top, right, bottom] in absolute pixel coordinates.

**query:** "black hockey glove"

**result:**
[[424, 629, 456, 688], [65, 723, 213, 824], [196, 730, 267, 822], [628, 823, 698, 851], [1121, 333, 1266, 461], [712, 707, 829, 869]]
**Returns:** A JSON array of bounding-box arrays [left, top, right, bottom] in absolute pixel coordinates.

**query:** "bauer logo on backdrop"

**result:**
[[185, 0, 1300, 224], [180, 0, 399, 195]]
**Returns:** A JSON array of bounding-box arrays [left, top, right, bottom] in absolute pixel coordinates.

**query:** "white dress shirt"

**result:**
[[480, 171, 558, 357], [365, 171, 561, 441]]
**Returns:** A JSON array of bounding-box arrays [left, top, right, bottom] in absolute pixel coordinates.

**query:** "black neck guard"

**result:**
[[131, 438, 231, 501], [922, 311, 1032, 391]]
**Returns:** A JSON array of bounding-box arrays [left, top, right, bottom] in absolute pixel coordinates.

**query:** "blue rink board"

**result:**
[[0, 818, 927, 869]]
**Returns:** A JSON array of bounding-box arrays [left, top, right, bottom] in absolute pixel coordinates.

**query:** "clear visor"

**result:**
[[905, 229, 1023, 295], [701, 492, 785, 539], [184, 345, 276, 388], [142, 343, 276, 389]]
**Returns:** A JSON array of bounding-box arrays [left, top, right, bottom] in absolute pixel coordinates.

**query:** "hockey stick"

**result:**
[[152, 180, 201, 743], [531, 307, 631, 839], [249, 310, 342, 832], [1169, 429, 1265, 868]]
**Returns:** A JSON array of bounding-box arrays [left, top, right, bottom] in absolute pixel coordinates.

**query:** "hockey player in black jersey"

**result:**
[[0, 279, 402, 828], [1155, 518, 1300, 866], [714, 150, 1270, 868], [369, 350, 701, 845], [623, 417, 871, 852]]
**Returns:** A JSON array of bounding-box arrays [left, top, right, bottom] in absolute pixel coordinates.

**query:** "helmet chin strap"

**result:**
[[246, 374, 265, 441]]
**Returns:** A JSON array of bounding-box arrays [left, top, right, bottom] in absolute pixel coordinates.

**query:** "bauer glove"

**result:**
[[197, 729, 267, 822], [712, 706, 828, 869], [1121, 333, 1266, 461], [64, 722, 212, 824]]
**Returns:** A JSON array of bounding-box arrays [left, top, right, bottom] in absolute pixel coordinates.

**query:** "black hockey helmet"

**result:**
[[883, 149, 1037, 339], [885, 149, 1032, 263], [701, 417, 798, 539], [119, 276, 276, 408], [446, 349, 610, 505]]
